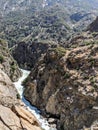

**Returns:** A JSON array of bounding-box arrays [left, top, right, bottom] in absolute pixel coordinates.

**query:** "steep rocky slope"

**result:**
[[23, 43, 98, 130], [0, 39, 21, 81], [0, 0, 98, 47], [88, 16, 98, 32], [0, 7, 71, 47], [0, 69, 41, 130], [12, 41, 57, 70], [0, 1, 98, 130]]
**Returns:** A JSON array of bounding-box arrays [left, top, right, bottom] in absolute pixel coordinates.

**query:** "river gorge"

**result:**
[[14, 69, 56, 130]]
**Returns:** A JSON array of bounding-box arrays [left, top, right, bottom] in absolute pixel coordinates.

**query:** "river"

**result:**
[[14, 69, 56, 130]]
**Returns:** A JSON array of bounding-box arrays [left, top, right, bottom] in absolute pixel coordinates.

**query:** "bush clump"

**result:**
[[16, 93, 20, 99], [52, 47, 66, 58], [0, 55, 4, 63]]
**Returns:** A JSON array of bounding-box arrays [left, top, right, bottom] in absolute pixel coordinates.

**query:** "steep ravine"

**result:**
[[23, 46, 98, 130], [14, 69, 56, 130], [0, 69, 42, 130]]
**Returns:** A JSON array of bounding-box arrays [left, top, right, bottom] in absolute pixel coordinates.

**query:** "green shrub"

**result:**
[[52, 47, 66, 58], [16, 93, 20, 99], [11, 62, 16, 72], [93, 84, 98, 88], [0, 55, 4, 63], [64, 72, 70, 79], [89, 76, 95, 84], [22, 78, 28, 85]]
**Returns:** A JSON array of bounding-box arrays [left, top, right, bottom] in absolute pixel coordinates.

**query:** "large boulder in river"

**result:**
[[0, 69, 42, 130], [23, 46, 98, 130]]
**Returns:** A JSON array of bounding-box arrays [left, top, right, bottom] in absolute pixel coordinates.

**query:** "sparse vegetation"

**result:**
[[52, 47, 66, 57], [89, 76, 95, 84], [22, 78, 28, 85], [0, 1, 98, 130], [64, 72, 70, 79], [16, 93, 20, 99], [0, 55, 4, 63], [11, 64, 16, 72]]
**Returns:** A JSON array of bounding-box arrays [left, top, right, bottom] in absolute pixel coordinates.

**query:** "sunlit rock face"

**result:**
[[0, 69, 41, 130], [23, 45, 98, 130]]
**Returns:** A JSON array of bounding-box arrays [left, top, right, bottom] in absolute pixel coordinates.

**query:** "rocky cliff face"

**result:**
[[12, 41, 57, 70], [0, 0, 98, 48], [0, 1, 98, 130], [88, 16, 98, 32], [23, 45, 98, 130], [0, 39, 21, 81], [0, 69, 41, 130], [10, 16, 98, 130]]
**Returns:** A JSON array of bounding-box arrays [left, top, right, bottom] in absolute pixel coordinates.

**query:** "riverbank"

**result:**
[[14, 69, 56, 130]]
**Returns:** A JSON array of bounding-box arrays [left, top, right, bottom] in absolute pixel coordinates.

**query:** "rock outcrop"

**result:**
[[0, 69, 42, 130], [12, 41, 57, 70], [0, 39, 21, 81], [23, 45, 98, 130], [88, 16, 98, 32]]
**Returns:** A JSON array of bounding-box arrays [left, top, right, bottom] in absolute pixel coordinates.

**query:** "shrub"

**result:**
[[16, 93, 20, 99], [52, 47, 66, 58], [11, 62, 16, 72], [0, 55, 4, 63], [64, 72, 70, 79], [89, 76, 95, 84]]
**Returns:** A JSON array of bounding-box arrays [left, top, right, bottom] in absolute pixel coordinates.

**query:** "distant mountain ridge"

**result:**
[[0, 0, 98, 15]]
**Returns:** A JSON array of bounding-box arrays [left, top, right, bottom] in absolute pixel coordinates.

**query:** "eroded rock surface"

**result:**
[[24, 45, 98, 130], [12, 41, 57, 70], [0, 39, 21, 81], [0, 69, 41, 130]]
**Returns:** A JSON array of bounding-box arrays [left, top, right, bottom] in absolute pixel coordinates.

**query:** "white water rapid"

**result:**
[[14, 69, 56, 130]]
